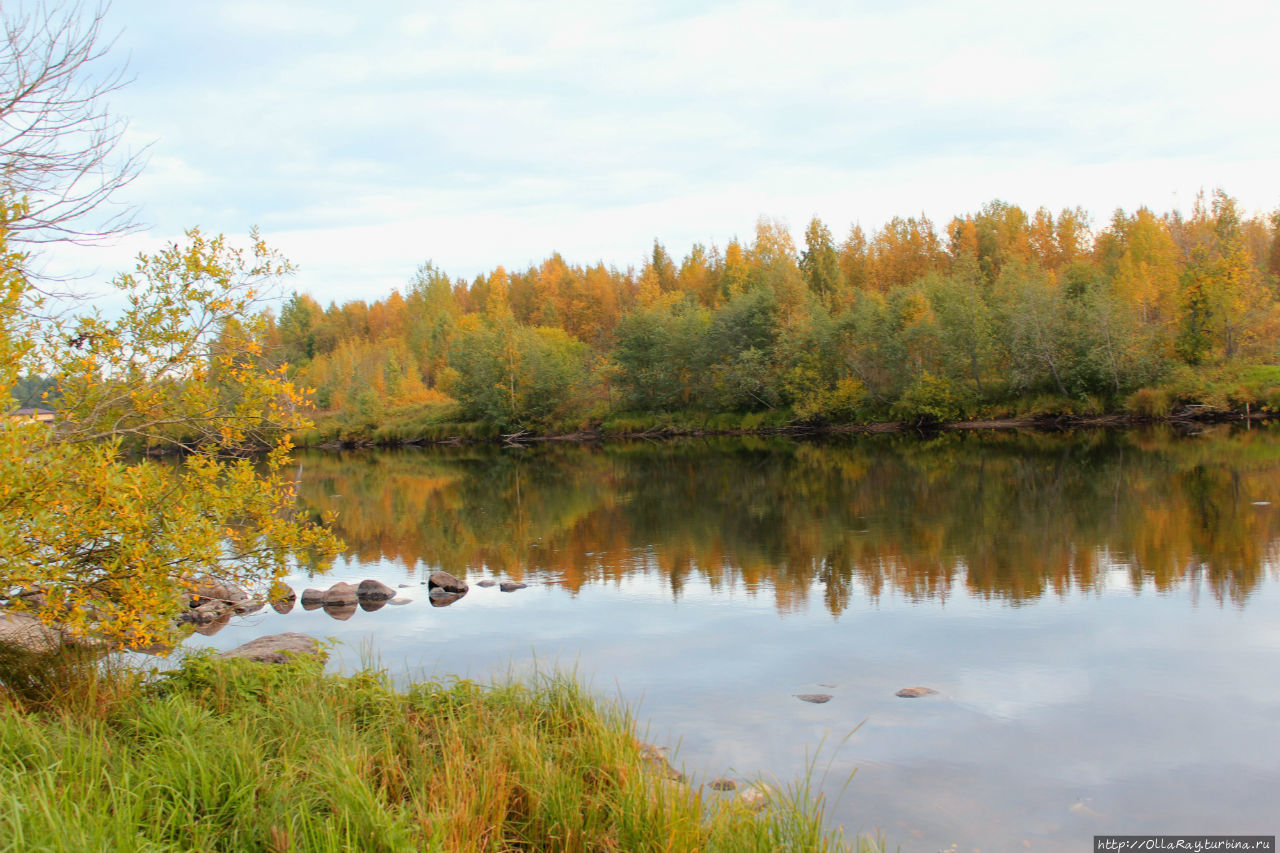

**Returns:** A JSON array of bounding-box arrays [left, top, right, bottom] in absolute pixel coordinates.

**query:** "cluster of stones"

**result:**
[[177, 570, 487, 634], [297, 578, 402, 620], [5, 569, 532, 649], [475, 579, 528, 592]]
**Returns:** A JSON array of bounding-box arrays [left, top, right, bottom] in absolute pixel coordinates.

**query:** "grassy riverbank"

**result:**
[[0, 648, 866, 852]]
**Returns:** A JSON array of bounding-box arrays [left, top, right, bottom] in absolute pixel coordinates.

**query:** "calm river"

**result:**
[[187, 426, 1280, 851]]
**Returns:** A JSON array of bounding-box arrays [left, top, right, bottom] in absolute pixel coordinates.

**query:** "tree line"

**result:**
[[260, 190, 1280, 436]]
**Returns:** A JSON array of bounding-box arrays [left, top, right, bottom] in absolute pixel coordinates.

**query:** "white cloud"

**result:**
[[40, 0, 1280, 301]]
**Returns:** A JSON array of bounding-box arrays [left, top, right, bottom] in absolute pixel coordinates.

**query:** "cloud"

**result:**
[[45, 0, 1280, 303]]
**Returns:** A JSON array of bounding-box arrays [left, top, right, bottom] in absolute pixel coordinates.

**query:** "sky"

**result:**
[[35, 0, 1280, 306]]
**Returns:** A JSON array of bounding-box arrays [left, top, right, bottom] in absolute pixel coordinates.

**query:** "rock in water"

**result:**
[[269, 583, 296, 614], [709, 778, 737, 791], [356, 579, 396, 601], [321, 582, 358, 606], [299, 588, 324, 609], [218, 633, 325, 664], [499, 581, 528, 592], [738, 785, 768, 810], [323, 602, 357, 621], [389, 597, 412, 605], [476, 579, 496, 588], [428, 591, 464, 608], [358, 598, 387, 613], [637, 743, 683, 782], [189, 576, 248, 604], [16, 589, 48, 609], [1069, 801, 1105, 819], [182, 600, 232, 625], [427, 571, 468, 593], [193, 611, 233, 636], [895, 686, 938, 698], [794, 693, 832, 704]]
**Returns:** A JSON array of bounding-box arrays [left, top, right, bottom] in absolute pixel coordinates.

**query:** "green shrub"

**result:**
[[891, 372, 970, 424], [1126, 387, 1172, 418]]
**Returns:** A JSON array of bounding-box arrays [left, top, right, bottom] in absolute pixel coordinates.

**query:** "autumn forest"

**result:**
[[246, 189, 1280, 441]]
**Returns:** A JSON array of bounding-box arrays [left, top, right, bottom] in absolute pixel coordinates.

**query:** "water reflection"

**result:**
[[297, 425, 1280, 612]]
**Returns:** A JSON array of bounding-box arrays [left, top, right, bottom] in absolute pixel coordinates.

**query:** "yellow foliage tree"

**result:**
[[0, 212, 338, 649]]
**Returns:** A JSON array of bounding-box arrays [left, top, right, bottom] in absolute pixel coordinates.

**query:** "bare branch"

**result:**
[[1, 1, 147, 257]]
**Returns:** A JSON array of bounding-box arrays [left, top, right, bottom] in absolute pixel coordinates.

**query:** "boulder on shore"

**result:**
[[218, 633, 325, 664], [16, 588, 48, 609], [356, 579, 396, 601], [427, 570, 468, 594], [0, 612, 63, 653]]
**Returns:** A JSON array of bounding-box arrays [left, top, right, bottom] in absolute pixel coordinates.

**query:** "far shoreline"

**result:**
[[299, 407, 1277, 451]]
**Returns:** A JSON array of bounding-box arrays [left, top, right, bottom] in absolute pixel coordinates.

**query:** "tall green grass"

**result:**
[[0, 648, 877, 852]]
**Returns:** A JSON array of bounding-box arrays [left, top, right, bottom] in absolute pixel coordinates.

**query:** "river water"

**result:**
[[186, 426, 1280, 851]]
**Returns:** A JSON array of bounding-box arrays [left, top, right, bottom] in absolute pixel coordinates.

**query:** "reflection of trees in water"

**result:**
[[296, 426, 1280, 614]]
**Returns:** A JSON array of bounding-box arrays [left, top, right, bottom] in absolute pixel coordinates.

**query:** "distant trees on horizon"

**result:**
[[258, 189, 1280, 431]]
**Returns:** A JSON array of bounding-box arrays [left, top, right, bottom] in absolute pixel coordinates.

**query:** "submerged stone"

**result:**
[[738, 785, 769, 810], [637, 743, 683, 782], [895, 686, 938, 698], [794, 693, 832, 704]]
